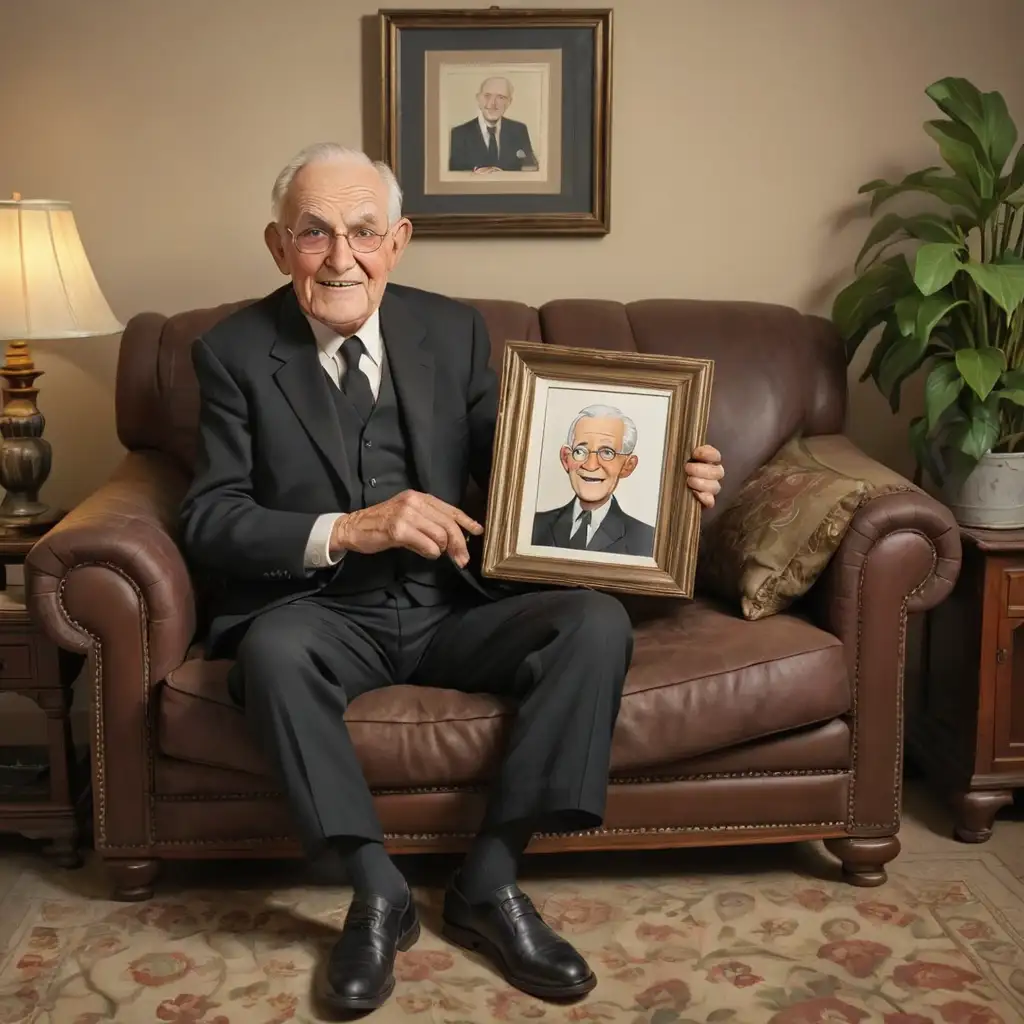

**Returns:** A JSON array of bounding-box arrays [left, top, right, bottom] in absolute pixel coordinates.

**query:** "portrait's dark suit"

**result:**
[[448, 117, 537, 171], [179, 282, 631, 855], [532, 496, 656, 558]]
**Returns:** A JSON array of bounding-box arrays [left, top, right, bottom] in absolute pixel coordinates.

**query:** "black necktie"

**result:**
[[486, 125, 498, 164], [339, 336, 374, 423], [568, 509, 591, 549]]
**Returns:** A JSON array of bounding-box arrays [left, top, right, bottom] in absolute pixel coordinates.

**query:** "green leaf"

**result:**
[[956, 347, 1006, 400], [864, 168, 980, 218], [926, 77, 989, 141], [859, 319, 900, 384], [910, 415, 942, 483], [1002, 368, 1024, 390], [832, 255, 915, 356], [879, 331, 930, 410], [925, 359, 964, 426], [997, 389, 1024, 407], [855, 213, 912, 271], [855, 213, 964, 272], [949, 399, 1000, 459], [1005, 146, 1024, 202], [982, 90, 1018, 175], [925, 119, 995, 198], [914, 242, 965, 294], [963, 255, 1024, 316]]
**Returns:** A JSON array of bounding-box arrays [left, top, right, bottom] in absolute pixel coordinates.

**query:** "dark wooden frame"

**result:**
[[482, 342, 714, 597], [379, 7, 613, 236]]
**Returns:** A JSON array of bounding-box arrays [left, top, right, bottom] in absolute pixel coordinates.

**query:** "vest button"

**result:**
[[369, 477, 377, 487], [364, 439, 372, 447]]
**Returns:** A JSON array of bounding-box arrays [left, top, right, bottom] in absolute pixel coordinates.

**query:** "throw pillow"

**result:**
[[697, 434, 913, 620]]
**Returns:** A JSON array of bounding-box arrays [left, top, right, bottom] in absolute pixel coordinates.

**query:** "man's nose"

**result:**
[[582, 452, 601, 470], [324, 234, 355, 270]]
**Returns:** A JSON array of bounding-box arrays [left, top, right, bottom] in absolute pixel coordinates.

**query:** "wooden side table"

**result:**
[[911, 525, 1024, 842], [0, 530, 87, 866]]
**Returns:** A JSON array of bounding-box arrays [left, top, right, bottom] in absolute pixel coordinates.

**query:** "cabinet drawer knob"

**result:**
[[997, 647, 1008, 664]]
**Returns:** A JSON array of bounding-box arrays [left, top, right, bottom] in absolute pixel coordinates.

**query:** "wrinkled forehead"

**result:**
[[283, 160, 389, 227], [572, 416, 623, 445], [479, 78, 510, 98]]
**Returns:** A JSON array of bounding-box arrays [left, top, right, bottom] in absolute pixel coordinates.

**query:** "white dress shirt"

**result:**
[[478, 114, 501, 156], [568, 496, 612, 547], [302, 308, 384, 570]]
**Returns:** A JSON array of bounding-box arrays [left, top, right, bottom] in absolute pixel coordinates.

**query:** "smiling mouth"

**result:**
[[318, 281, 361, 289], [579, 474, 604, 483]]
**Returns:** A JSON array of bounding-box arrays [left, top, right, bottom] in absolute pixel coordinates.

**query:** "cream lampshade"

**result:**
[[0, 194, 122, 533]]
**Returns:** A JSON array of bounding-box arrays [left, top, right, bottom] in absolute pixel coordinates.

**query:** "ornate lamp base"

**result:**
[[0, 339, 62, 535]]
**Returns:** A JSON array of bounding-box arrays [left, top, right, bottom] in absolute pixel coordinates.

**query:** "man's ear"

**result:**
[[386, 217, 414, 268], [559, 445, 572, 472], [619, 454, 639, 479], [264, 223, 290, 275]]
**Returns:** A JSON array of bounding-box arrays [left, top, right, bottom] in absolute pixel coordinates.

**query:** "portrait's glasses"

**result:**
[[287, 225, 388, 255], [570, 444, 626, 463]]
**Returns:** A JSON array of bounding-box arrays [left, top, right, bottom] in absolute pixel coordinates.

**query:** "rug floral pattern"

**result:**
[[2, 863, 1024, 1023]]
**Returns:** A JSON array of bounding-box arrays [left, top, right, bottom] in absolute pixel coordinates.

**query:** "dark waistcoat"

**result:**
[[321, 356, 459, 605]]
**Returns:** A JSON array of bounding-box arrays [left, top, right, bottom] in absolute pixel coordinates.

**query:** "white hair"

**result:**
[[567, 404, 638, 455], [479, 75, 513, 97], [270, 143, 403, 224]]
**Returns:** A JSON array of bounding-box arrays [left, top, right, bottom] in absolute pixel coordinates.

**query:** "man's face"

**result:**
[[559, 416, 638, 507], [477, 78, 511, 122], [264, 159, 411, 336]]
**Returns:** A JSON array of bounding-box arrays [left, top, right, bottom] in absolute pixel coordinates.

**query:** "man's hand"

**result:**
[[330, 490, 483, 568], [685, 444, 725, 509]]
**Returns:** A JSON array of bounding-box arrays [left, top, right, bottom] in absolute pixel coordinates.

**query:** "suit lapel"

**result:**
[[270, 289, 354, 505], [379, 289, 435, 493], [551, 500, 576, 547], [588, 497, 627, 552]]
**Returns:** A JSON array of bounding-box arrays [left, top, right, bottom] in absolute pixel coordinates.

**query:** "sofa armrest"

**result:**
[[804, 435, 962, 834], [24, 450, 195, 853]]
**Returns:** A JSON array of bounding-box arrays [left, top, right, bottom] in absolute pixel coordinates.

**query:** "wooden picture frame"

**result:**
[[482, 342, 715, 598], [379, 7, 612, 236]]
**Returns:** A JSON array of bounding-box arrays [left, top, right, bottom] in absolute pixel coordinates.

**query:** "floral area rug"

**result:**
[[2, 850, 1024, 1023]]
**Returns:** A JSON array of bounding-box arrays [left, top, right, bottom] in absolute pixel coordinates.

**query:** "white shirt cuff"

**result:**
[[304, 513, 346, 570]]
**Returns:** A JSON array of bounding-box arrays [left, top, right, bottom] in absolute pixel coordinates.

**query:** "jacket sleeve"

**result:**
[[179, 335, 321, 580], [466, 306, 499, 495]]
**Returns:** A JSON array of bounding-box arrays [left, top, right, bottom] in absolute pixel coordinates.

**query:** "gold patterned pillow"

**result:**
[[698, 434, 913, 620]]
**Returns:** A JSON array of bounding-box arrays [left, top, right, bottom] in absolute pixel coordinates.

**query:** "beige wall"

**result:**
[[2, 0, 1023, 509]]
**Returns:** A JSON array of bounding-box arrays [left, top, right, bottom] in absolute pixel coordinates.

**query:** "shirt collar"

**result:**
[[573, 495, 613, 533], [478, 113, 501, 134], [304, 307, 383, 365]]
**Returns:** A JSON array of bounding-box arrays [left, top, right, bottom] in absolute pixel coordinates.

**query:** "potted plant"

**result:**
[[832, 76, 1024, 528]]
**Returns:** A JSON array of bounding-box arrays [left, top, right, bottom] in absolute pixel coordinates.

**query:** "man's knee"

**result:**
[[554, 590, 633, 653], [235, 606, 318, 691]]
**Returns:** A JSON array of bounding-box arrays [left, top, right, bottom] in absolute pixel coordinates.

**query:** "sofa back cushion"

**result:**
[[115, 289, 846, 512]]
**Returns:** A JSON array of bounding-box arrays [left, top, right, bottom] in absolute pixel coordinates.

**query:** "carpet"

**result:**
[[2, 851, 1024, 1023]]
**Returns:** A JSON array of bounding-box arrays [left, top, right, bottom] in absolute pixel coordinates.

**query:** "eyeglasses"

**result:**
[[570, 445, 626, 463], [287, 224, 388, 255]]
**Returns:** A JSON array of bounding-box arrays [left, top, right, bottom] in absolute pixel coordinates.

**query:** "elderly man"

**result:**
[[180, 143, 724, 1013], [449, 75, 538, 172], [533, 403, 655, 556]]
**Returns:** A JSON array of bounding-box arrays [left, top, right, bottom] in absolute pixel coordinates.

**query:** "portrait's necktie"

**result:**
[[486, 125, 498, 164], [339, 336, 374, 423], [568, 509, 592, 549]]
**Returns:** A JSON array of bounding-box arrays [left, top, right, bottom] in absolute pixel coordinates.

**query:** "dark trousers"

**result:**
[[230, 585, 634, 855]]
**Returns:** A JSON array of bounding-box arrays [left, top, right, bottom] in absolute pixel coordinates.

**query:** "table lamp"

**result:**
[[0, 194, 122, 534]]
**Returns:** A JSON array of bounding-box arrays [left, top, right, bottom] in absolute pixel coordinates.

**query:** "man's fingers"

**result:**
[[687, 461, 725, 480], [687, 474, 721, 492], [423, 494, 484, 535], [693, 444, 722, 463], [395, 514, 447, 559], [416, 503, 471, 566]]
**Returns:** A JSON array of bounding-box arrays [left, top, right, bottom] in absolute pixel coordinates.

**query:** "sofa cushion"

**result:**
[[698, 434, 916, 620], [158, 599, 849, 790]]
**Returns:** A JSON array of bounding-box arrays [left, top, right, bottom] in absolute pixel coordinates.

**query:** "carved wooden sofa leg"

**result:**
[[825, 836, 901, 887], [107, 858, 161, 901]]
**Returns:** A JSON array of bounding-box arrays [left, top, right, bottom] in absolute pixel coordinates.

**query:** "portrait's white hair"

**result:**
[[479, 75, 513, 97], [567, 404, 638, 455], [270, 143, 403, 224]]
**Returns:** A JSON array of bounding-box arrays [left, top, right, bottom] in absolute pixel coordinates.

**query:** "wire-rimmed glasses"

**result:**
[[287, 224, 389, 255], [569, 444, 627, 463]]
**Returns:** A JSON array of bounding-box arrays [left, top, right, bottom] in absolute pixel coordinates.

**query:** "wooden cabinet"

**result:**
[[911, 527, 1024, 841]]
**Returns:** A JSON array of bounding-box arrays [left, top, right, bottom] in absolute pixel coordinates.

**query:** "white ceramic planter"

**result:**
[[943, 451, 1024, 529]]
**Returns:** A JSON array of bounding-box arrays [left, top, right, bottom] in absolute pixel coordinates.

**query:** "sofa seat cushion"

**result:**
[[158, 599, 850, 790]]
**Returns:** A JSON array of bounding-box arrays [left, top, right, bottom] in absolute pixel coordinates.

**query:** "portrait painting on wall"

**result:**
[[379, 8, 612, 235], [482, 343, 715, 598]]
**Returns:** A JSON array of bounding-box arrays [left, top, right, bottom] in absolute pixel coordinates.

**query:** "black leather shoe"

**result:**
[[442, 876, 596, 1000], [320, 891, 419, 1012]]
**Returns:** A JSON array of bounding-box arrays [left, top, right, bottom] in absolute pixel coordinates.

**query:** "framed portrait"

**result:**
[[379, 8, 612, 236], [482, 343, 715, 598]]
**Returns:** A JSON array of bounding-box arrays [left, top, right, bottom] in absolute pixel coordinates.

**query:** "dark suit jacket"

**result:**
[[531, 496, 655, 557], [179, 282, 500, 655], [448, 117, 537, 171]]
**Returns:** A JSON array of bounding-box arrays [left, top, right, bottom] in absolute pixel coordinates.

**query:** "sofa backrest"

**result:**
[[115, 290, 846, 511]]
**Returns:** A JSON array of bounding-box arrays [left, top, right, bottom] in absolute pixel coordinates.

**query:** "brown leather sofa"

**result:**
[[25, 295, 961, 901]]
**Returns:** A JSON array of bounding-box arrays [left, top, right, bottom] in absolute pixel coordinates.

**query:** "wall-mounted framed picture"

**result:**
[[379, 7, 612, 236], [482, 342, 715, 598]]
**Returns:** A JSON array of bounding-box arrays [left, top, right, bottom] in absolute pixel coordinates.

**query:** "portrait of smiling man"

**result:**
[[179, 142, 724, 1014], [532, 404, 656, 558]]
